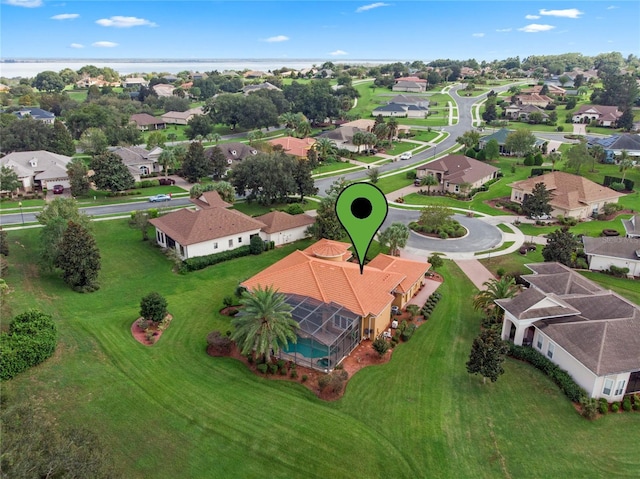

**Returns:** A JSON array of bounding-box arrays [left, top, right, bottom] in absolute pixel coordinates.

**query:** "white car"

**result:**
[[399, 152, 412, 160]]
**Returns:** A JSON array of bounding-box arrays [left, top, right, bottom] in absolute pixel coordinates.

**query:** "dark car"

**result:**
[[52, 185, 64, 194], [414, 179, 422, 186], [158, 178, 176, 185]]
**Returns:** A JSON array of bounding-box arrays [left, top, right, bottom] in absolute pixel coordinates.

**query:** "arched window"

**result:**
[[139, 165, 149, 175]]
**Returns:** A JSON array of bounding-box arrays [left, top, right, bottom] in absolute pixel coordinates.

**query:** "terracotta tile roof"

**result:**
[[189, 191, 232, 210], [509, 172, 624, 210], [303, 238, 353, 261], [267, 136, 316, 158], [149, 207, 265, 245], [254, 211, 315, 234], [395, 76, 427, 83], [367, 254, 431, 293]]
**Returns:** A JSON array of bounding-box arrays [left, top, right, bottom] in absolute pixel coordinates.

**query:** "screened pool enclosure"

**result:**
[[280, 294, 361, 371]]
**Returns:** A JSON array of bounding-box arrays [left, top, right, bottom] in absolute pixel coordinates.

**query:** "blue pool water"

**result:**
[[284, 337, 328, 358]]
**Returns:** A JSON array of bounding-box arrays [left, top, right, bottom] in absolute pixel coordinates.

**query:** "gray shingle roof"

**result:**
[[583, 236, 640, 261]]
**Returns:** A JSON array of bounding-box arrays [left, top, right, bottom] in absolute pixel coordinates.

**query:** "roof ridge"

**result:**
[[595, 321, 608, 376], [341, 266, 367, 315], [308, 259, 328, 303]]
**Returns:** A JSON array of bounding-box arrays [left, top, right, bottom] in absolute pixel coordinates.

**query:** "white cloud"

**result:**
[[51, 13, 79, 20], [263, 35, 289, 43], [518, 24, 555, 33], [3, 0, 42, 7], [525, 14, 540, 19], [96, 16, 157, 28], [92, 41, 118, 48], [69, 43, 84, 48], [472, 33, 485, 38], [496, 28, 512, 32], [356, 2, 390, 13], [606, 5, 618, 10], [329, 50, 348, 56], [539, 8, 583, 18]]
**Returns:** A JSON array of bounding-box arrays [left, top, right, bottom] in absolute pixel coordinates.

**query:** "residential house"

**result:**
[[496, 262, 640, 401], [392, 76, 427, 93], [545, 75, 575, 89], [573, 105, 622, 127], [254, 211, 315, 246], [315, 69, 335, 78], [388, 94, 430, 109], [190, 72, 208, 81], [243, 70, 267, 79], [514, 93, 553, 108], [316, 126, 363, 152], [241, 239, 431, 370], [372, 102, 428, 118], [242, 82, 282, 95], [522, 84, 566, 98], [12, 107, 55, 124], [162, 75, 179, 83], [129, 113, 166, 131], [161, 107, 204, 125], [478, 128, 546, 155], [416, 154, 499, 194], [587, 134, 640, 163], [0, 84, 10, 92], [111, 146, 163, 180], [267, 136, 316, 159], [152, 84, 175, 97], [0, 150, 71, 192], [122, 77, 149, 88], [341, 119, 411, 136], [509, 171, 625, 219], [503, 104, 549, 122], [207, 142, 258, 166], [583, 236, 640, 277], [622, 215, 640, 238]]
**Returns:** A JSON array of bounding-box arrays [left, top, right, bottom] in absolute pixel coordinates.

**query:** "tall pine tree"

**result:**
[[182, 141, 211, 183], [56, 221, 101, 292]]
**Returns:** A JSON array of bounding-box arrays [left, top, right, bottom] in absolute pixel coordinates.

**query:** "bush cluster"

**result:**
[[0, 309, 58, 380], [182, 245, 252, 272], [508, 344, 586, 403], [410, 220, 465, 239], [421, 292, 442, 320], [135, 179, 160, 189], [606, 265, 629, 278], [318, 369, 349, 394]]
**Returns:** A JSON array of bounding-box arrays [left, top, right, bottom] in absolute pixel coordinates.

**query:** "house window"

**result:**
[[238, 237, 242, 243], [536, 336, 543, 350], [603, 378, 614, 396], [213, 242, 218, 249], [454, 185, 459, 192], [229, 239, 233, 247], [614, 380, 626, 396], [547, 342, 555, 359]]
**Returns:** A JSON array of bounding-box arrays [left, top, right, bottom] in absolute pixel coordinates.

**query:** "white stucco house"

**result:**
[[583, 236, 640, 277], [496, 263, 640, 402], [255, 211, 315, 246]]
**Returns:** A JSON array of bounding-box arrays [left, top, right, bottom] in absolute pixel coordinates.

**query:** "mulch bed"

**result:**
[[131, 314, 173, 346]]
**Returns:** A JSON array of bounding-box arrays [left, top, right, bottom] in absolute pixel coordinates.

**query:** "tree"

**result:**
[[231, 285, 299, 362], [313, 137, 338, 162], [466, 328, 509, 384], [78, 127, 108, 156], [308, 178, 347, 241], [185, 115, 213, 140], [482, 95, 498, 122], [456, 130, 480, 149], [504, 129, 537, 157], [1, 117, 54, 153], [182, 141, 211, 183], [351, 131, 365, 153], [56, 221, 101, 292], [366, 167, 380, 184], [618, 150, 633, 182], [589, 144, 605, 170], [378, 222, 410, 256], [521, 182, 552, 219], [0, 227, 8, 256], [211, 180, 236, 203], [0, 166, 21, 195], [66, 157, 91, 197], [428, 253, 444, 270], [250, 234, 264, 255], [291, 158, 317, 201], [33, 70, 65, 93], [542, 227, 580, 266], [617, 106, 634, 131], [140, 292, 168, 323], [484, 138, 500, 160], [473, 276, 520, 322], [129, 210, 152, 241], [205, 146, 226, 181], [146, 131, 166, 150], [419, 174, 439, 194], [50, 119, 76, 156], [548, 151, 562, 171], [158, 148, 176, 178], [91, 152, 135, 192], [418, 205, 454, 231], [566, 142, 590, 175]]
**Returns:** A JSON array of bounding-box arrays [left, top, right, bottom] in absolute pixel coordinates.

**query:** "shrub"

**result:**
[[249, 235, 264, 255], [602, 202, 623, 216], [496, 267, 506, 278], [607, 265, 629, 278], [301, 374, 308, 382], [256, 363, 268, 374], [622, 397, 632, 412], [290, 370, 298, 379], [268, 363, 278, 374], [611, 402, 620, 413], [610, 182, 625, 192], [182, 245, 252, 272], [580, 397, 598, 419], [401, 323, 417, 342], [284, 203, 304, 215], [556, 125, 564, 132], [406, 170, 417, 179], [206, 330, 233, 356], [372, 337, 390, 357], [223, 296, 234, 308], [633, 393, 640, 411], [598, 398, 609, 414]]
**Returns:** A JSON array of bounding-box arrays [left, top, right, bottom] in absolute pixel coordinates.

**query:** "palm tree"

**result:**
[[577, 86, 589, 97], [210, 133, 221, 145], [279, 112, 298, 130], [158, 149, 175, 178], [548, 151, 562, 172], [351, 131, 365, 153], [231, 285, 299, 362], [589, 144, 605, 172], [473, 276, 520, 323], [295, 120, 311, 138], [387, 118, 399, 142], [420, 174, 439, 194], [373, 122, 388, 142], [618, 150, 633, 182], [313, 138, 338, 162], [363, 132, 378, 152], [378, 222, 410, 256]]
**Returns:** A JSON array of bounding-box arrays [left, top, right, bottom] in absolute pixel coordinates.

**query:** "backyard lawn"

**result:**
[[2, 222, 639, 478]]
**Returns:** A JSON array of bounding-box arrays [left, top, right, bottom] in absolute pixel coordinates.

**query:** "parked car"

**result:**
[[158, 178, 176, 185], [148, 194, 171, 202], [414, 179, 422, 186], [399, 152, 412, 160], [366, 148, 378, 155], [529, 214, 551, 220], [52, 185, 64, 194]]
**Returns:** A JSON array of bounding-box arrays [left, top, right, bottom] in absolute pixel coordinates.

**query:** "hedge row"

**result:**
[[421, 291, 442, 320], [508, 343, 586, 403], [0, 309, 58, 381], [181, 246, 252, 272]]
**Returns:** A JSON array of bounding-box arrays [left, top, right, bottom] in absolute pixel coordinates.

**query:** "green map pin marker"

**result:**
[[335, 182, 389, 274]]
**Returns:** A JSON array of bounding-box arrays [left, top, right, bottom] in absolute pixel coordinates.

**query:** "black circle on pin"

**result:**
[[351, 197, 372, 219]]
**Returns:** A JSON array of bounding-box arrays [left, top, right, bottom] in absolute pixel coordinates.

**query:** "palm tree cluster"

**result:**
[[473, 276, 521, 325]]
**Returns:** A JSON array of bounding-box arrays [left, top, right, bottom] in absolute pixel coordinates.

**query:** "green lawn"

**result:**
[[313, 161, 361, 175], [2, 224, 640, 478], [516, 215, 632, 238], [383, 141, 416, 155], [374, 173, 414, 194], [578, 271, 640, 305], [474, 241, 515, 256], [352, 154, 385, 164], [411, 130, 439, 143], [232, 199, 316, 217]]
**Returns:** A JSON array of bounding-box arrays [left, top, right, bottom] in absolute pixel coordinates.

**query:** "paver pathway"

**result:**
[[453, 259, 496, 290]]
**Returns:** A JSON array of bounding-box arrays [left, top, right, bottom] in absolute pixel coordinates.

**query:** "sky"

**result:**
[[1, 0, 638, 61]]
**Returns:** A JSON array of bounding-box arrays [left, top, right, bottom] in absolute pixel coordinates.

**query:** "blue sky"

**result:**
[[1, 1, 638, 61]]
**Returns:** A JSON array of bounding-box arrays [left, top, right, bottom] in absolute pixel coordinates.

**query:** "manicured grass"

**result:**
[[479, 248, 545, 276], [3, 224, 640, 478], [66, 90, 88, 102], [475, 241, 515, 256], [312, 161, 361, 175], [232, 199, 316, 217], [516, 215, 632, 238], [352, 154, 385, 164], [383, 141, 416, 155], [497, 223, 513, 233], [411, 130, 439, 143], [374, 173, 414, 194]]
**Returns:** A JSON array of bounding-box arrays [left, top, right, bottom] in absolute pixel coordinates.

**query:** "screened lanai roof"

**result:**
[[284, 293, 360, 346]]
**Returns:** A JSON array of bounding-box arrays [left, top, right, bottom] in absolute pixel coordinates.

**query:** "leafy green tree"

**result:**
[[482, 95, 498, 122], [291, 158, 317, 201], [378, 222, 410, 256], [466, 328, 509, 384], [146, 131, 166, 150], [182, 141, 211, 183], [231, 285, 299, 362], [90, 152, 135, 192], [78, 127, 108, 156], [505, 129, 537, 157], [521, 182, 552, 219], [456, 130, 480, 149], [618, 150, 633, 182], [0, 228, 8, 256], [542, 227, 580, 266], [548, 151, 562, 171], [185, 115, 213, 140], [66, 157, 91, 197], [428, 253, 444, 270], [211, 180, 236, 203], [313, 137, 338, 162], [158, 148, 176, 178], [589, 144, 605, 171], [566, 142, 590, 175], [366, 167, 380, 184], [250, 235, 264, 255], [129, 210, 152, 241], [617, 106, 634, 131], [140, 292, 168, 323], [56, 221, 101, 292], [420, 174, 439, 193], [418, 205, 454, 230], [473, 276, 520, 322], [0, 117, 54, 153], [50, 119, 76, 156], [0, 166, 21, 195], [33, 70, 65, 93]]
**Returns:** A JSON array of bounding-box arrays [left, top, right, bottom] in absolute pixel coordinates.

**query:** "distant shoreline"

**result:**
[[0, 58, 400, 63]]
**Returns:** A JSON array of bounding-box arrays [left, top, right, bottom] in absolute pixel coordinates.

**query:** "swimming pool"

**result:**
[[284, 337, 329, 359]]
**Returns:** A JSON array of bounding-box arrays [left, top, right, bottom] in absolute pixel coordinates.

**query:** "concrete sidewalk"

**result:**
[[453, 259, 496, 290]]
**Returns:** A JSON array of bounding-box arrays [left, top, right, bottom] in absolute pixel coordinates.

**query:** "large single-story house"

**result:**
[[392, 76, 427, 93], [496, 262, 640, 401], [513, 93, 553, 108], [573, 105, 622, 127], [587, 134, 640, 163], [111, 146, 163, 180], [254, 211, 315, 246], [583, 236, 640, 277], [503, 104, 549, 122], [0, 150, 71, 192], [152, 84, 175, 97], [316, 126, 363, 152], [623, 215, 640, 238], [267, 136, 316, 159], [242, 82, 282, 95], [122, 77, 149, 88], [12, 107, 55, 124], [416, 154, 499, 194], [241, 239, 431, 370], [161, 107, 204, 125], [206, 142, 258, 166], [509, 171, 625, 219], [388, 94, 430, 109], [478, 128, 546, 155], [129, 113, 166, 131], [372, 102, 428, 118], [340, 119, 411, 136]]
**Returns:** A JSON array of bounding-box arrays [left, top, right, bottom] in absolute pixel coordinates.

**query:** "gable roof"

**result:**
[[254, 211, 315, 234], [112, 146, 158, 165], [373, 103, 408, 113], [574, 104, 622, 118], [509, 172, 625, 210], [589, 134, 640, 152], [189, 190, 232, 209], [367, 254, 431, 294], [267, 136, 316, 158], [583, 236, 640, 262], [416, 154, 499, 185], [149, 207, 265, 245], [389, 94, 430, 105], [622, 215, 640, 237], [208, 142, 258, 161], [394, 76, 426, 83]]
